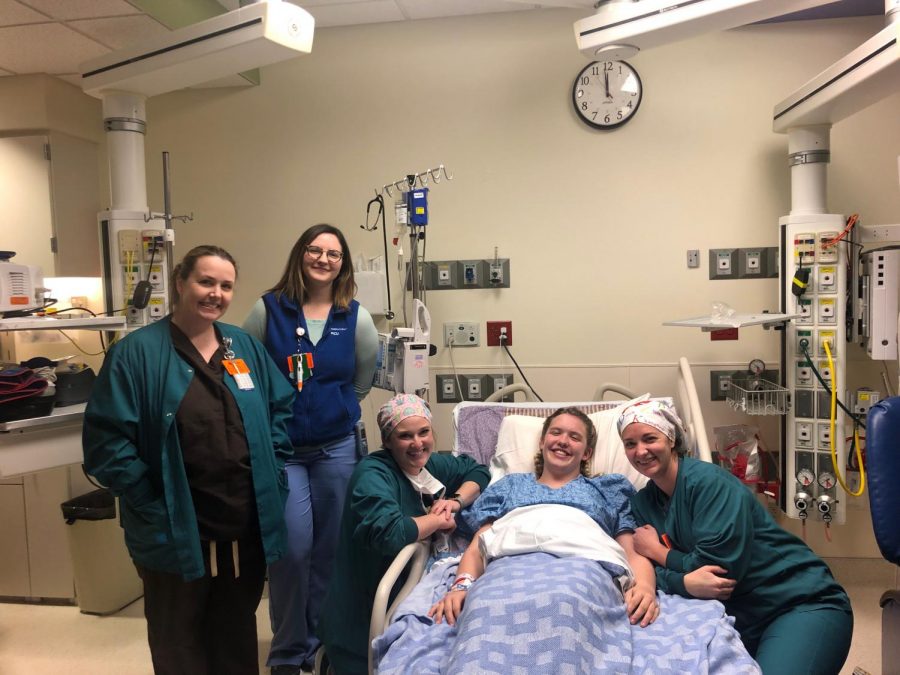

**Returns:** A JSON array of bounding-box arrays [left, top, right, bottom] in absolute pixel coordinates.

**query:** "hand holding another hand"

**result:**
[[684, 565, 736, 600], [624, 583, 660, 627]]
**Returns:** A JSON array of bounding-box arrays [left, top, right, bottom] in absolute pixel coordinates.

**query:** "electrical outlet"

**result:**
[[486, 321, 512, 346], [70, 296, 88, 308], [687, 249, 700, 268]]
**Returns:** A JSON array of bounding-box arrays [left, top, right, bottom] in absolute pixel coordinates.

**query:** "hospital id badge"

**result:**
[[287, 353, 314, 391], [223, 358, 255, 391]]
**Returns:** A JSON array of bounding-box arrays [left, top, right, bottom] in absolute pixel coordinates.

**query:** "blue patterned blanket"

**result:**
[[373, 553, 760, 674]]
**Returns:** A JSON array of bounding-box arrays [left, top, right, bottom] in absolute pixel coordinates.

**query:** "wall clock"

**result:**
[[572, 60, 643, 130]]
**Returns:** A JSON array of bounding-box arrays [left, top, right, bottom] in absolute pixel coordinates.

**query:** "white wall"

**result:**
[[140, 10, 899, 556]]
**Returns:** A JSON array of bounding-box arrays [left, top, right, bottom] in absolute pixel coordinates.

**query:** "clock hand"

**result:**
[[604, 70, 611, 98]]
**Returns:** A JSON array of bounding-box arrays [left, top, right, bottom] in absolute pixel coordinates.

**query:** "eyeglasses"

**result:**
[[304, 245, 343, 263]]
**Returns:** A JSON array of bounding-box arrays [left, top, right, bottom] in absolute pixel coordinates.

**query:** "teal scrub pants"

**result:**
[[748, 605, 853, 675]]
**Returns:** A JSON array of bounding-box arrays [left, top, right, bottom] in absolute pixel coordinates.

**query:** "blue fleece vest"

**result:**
[[262, 292, 360, 448]]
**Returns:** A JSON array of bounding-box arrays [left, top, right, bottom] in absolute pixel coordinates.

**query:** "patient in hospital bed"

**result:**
[[372, 406, 761, 674], [428, 406, 658, 628]]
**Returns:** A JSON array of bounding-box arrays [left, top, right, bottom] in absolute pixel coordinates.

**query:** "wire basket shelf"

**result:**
[[726, 378, 790, 415]]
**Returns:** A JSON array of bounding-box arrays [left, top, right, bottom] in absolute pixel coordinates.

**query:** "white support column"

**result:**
[[101, 91, 148, 212], [787, 125, 831, 216]]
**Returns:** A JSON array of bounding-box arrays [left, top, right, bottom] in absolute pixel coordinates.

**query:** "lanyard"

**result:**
[[221, 337, 254, 390]]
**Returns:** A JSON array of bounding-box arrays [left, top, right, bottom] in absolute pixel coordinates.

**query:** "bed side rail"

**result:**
[[369, 540, 429, 674], [677, 356, 712, 462]]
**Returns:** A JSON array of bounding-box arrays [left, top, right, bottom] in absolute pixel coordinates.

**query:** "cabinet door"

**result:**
[[25, 467, 75, 599], [0, 135, 54, 275], [0, 484, 30, 597], [47, 132, 100, 277]]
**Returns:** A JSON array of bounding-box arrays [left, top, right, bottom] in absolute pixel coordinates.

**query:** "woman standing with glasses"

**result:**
[[243, 224, 379, 675]]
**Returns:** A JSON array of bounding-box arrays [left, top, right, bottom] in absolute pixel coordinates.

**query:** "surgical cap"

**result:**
[[377, 394, 432, 442], [616, 399, 685, 448]]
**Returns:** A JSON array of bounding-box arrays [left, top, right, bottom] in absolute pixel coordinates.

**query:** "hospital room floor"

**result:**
[[0, 558, 895, 675]]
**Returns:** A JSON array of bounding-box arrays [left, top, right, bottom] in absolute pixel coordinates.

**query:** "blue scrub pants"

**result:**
[[748, 605, 853, 675], [266, 433, 358, 668]]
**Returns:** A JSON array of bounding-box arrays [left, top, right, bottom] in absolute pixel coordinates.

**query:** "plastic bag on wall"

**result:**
[[713, 424, 761, 482]]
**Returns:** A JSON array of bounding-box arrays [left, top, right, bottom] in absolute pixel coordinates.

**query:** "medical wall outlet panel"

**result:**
[[407, 260, 511, 290], [435, 372, 514, 404], [708, 247, 778, 279], [780, 215, 848, 524], [100, 214, 170, 331]]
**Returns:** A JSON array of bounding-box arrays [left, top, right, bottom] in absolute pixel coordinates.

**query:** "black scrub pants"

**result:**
[[136, 537, 266, 675]]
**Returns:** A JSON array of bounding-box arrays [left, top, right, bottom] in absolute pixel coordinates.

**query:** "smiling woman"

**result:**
[[428, 407, 659, 631], [82, 244, 295, 674], [317, 394, 491, 675], [618, 399, 854, 675]]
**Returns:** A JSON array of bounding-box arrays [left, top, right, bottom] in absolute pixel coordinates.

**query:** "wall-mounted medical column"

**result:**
[[787, 125, 830, 216], [780, 124, 848, 525], [98, 91, 168, 329]]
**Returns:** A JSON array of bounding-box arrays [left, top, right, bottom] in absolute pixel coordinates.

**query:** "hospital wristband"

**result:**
[[453, 573, 476, 585], [449, 580, 472, 593]]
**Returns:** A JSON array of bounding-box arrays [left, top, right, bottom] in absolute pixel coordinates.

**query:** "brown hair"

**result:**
[[268, 224, 356, 309], [533, 407, 597, 479], [169, 244, 238, 305]]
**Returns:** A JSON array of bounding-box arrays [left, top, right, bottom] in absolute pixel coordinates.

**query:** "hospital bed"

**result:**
[[864, 397, 900, 675], [348, 357, 724, 674]]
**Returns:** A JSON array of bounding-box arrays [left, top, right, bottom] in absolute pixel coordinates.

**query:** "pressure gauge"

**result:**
[[796, 468, 815, 487], [748, 359, 766, 376], [818, 472, 836, 490]]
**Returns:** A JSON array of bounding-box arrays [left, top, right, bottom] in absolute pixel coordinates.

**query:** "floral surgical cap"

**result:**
[[616, 399, 685, 448], [377, 394, 433, 442]]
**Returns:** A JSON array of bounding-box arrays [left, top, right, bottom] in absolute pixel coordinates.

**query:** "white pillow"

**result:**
[[489, 396, 649, 489]]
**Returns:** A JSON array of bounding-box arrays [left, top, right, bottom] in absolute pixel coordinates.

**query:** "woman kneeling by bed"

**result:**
[[618, 400, 853, 675], [429, 406, 659, 629], [318, 394, 490, 675]]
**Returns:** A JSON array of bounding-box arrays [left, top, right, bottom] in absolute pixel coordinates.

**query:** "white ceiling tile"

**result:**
[[0, 23, 107, 73], [0, 0, 50, 26], [305, 1, 405, 28], [396, 0, 534, 20], [292, 0, 375, 7], [19, 0, 141, 20], [68, 14, 169, 50], [55, 72, 82, 86]]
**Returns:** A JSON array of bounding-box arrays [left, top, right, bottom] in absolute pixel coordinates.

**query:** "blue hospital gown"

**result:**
[[461, 473, 637, 537]]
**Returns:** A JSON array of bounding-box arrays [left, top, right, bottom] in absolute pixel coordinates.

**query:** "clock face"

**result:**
[[572, 60, 642, 130]]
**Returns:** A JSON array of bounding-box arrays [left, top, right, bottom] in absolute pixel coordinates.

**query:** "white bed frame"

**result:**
[[364, 357, 711, 674]]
